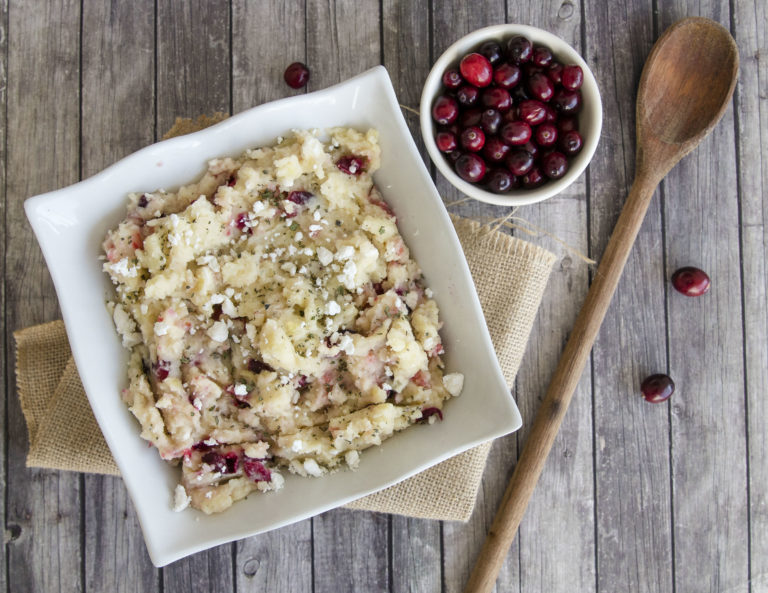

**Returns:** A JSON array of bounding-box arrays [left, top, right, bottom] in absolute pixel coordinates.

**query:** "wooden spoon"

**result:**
[[464, 17, 738, 593]]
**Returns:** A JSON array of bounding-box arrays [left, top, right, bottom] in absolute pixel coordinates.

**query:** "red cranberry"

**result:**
[[552, 89, 582, 114], [457, 85, 480, 107], [436, 131, 458, 152], [561, 65, 584, 90], [483, 137, 510, 162], [541, 151, 569, 179], [503, 106, 520, 123], [535, 123, 558, 147], [137, 194, 149, 208], [500, 121, 532, 145], [507, 36, 533, 64], [455, 153, 487, 183], [459, 53, 493, 87], [493, 63, 521, 89], [518, 100, 548, 125], [640, 374, 675, 403], [560, 130, 583, 155], [202, 451, 227, 474], [336, 155, 366, 175], [533, 46, 553, 67], [248, 358, 274, 373], [521, 141, 539, 159], [446, 150, 463, 164], [432, 95, 459, 124], [479, 40, 503, 64], [505, 150, 535, 176], [521, 166, 545, 188], [284, 62, 310, 89], [481, 87, 511, 112], [527, 72, 555, 102], [235, 212, 253, 234], [286, 190, 312, 204], [459, 108, 483, 127], [547, 62, 563, 85], [671, 267, 711, 297], [420, 407, 444, 423], [155, 360, 171, 381], [442, 69, 463, 90], [523, 63, 544, 78], [543, 104, 557, 123], [480, 109, 502, 135], [243, 456, 271, 482], [460, 126, 485, 152], [558, 115, 579, 132], [486, 168, 516, 193]]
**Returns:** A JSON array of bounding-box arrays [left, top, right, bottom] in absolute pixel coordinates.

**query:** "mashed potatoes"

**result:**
[[103, 128, 464, 514]]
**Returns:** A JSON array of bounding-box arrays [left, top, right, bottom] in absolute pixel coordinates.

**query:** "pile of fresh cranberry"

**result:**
[[431, 36, 585, 193]]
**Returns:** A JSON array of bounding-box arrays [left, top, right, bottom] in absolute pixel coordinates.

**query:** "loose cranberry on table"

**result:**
[[640, 374, 675, 403], [671, 266, 711, 296], [284, 62, 310, 89]]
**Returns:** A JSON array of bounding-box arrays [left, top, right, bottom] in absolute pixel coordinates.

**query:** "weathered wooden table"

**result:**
[[2, 1, 765, 591]]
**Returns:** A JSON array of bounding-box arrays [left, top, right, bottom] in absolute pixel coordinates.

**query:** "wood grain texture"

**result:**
[[0, 0, 8, 589], [585, 2, 675, 593], [5, 1, 83, 592], [232, 0, 306, 110], [232, 3, 314, 591], [2, 2, 765, 592], [658, 3, 749, 593], [80, 1, 159, 589], [155, 1, 235, 588], [732, 1, 768, 590], [156, 0, 231, 135], [502, 3, 595, 593]]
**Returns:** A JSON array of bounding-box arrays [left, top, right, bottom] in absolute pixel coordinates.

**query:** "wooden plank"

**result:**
[[154, 1, 234, 588], [658, 2, 749, 592], [4, 0, 83, 591], [381, 2, 442, 591], [304, 2, 389, 591], [501, 4, 596, 593], [232, 0, 306, 109], [156, 0, 231, 135], [428, 4, 519, 592], [0, 0, 8, 589], [231, 2, 314, 590], [584, 2, 675, 593], [732, 0, 768, 589], [79, 1, 159, 590]]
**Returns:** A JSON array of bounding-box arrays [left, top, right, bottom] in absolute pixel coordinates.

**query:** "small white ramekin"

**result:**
[[420, 24, 603, 207]]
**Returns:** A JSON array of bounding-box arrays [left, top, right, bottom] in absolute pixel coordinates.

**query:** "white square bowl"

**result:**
[[24, 66, 522, 566]]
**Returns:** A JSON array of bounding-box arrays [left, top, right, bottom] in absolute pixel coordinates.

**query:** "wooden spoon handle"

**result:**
[[464, 172, 661, 593]]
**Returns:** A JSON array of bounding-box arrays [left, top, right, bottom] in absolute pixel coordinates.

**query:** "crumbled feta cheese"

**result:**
[[234, 383, 248, 396], [335, 245, 355, 261], [207, 321, 228, 342], [325, 301, 341, 316], [172, 484, 191, 512], [303, 458, 324, 477], [316, 246, 334, 266], [345, 450, 360, 469], [443, 372, 464, 397], [425, 288, 433, 298], [338, 334, 355, 355], [154, 320, 170, 336]]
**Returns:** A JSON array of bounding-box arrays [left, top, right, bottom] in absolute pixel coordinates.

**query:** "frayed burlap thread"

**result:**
[[13, 114, 556, 522]]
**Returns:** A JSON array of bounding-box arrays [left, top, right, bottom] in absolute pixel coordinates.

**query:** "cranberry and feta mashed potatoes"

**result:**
[[103, 128, 464, 514]]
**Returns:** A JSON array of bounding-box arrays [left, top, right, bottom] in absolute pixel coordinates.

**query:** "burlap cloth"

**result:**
[[14, 115, 557, 522]]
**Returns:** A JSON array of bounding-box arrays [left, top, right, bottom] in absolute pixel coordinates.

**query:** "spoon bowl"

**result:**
[[636, 17, 739, 176]]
